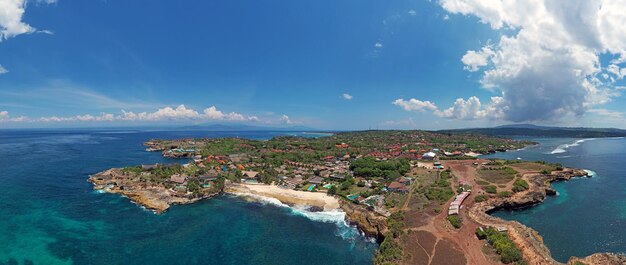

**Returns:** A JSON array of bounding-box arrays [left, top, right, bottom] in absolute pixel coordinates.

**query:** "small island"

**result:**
[[89, 130, 625, 265]]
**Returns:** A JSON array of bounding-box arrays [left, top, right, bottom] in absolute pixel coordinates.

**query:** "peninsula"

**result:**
[[89, 130, 625, 265]]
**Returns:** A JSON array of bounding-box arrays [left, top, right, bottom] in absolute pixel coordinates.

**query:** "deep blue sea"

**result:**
[[0, 129, 377, 265], [483, 137, 626, 262]]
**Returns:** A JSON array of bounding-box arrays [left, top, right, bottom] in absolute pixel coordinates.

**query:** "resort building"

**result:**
[[448, 191, 471, 215]]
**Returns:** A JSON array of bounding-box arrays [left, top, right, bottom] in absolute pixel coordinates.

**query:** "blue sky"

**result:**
[[1, 0, 626, 129]]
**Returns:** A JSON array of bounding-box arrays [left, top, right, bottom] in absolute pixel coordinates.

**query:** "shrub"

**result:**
[[485, 185, 498, 194], [373, 233, 403, 265], [475, 195, 487, 202], [387, 212, 405, 238], [512, 178, 529, 192], [475, 227, 523, 264], [447, 215, 462, 229], [498, 191, 513, 198]]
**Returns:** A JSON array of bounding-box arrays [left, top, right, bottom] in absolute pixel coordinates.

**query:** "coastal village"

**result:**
[[89, 131, 625, 265]]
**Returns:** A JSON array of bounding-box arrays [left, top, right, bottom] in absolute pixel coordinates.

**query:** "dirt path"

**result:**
[[400, 160, 500, 265]]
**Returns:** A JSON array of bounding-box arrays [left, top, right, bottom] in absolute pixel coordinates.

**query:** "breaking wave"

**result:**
[[229, 193, 375, 243], [550, 138, 595, 154]]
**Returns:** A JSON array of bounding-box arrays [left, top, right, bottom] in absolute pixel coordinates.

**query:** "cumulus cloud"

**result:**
[[439, 0, 626, 122], [280, 115, 293, 124], [461, 46, 494, 72], [0, 105, 259, 124], [374, 42, 383, 48], [394, 96, 505, 120], [0, 65, 7, 74], [342, 93, 353, 100], [392, 98, 438, 112], [408, 10, 417, 16], [0, 0, 35, 40]]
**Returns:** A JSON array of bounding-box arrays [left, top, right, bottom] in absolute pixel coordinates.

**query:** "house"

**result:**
[[397, 177, 411, 184], [141, 164, 158, 170], [422, 152, 437, 160], [330, 174, 346, 180], [199, 169, 219, 181], [170, 174, 187, 184], [308, 176, 324, 185], [242, 171, 259, 179], [387, 182, 409, 193], [283, 175, 305, 189]]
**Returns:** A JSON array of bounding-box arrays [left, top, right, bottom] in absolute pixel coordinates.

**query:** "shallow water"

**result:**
[[484, 137, 626, 262], [0, 129, 376, 265]]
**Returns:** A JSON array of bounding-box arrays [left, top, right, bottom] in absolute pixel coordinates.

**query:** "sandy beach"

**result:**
[[225, 183, 341, 211]]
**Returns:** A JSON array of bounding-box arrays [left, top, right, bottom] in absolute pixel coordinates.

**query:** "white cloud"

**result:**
[[0, 0, 35, 40], [0, 105, 259, 124], [0, 65, 7, 74], [443, 14, 450, 20], [394, 96, 505, 120], [392, 98, 438, 112], [440, 0, 626, 122], [461, 46, 494, 72], [408, 10, 417, 16], [342, 93, 353, 100], [374, 42, 383, 48], [607, 64, 626, 79], [280, 115, 293, 124]]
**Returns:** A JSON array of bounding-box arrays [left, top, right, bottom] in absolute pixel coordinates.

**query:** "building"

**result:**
[[448, 191, 470, 215], [387, 182, 409, 193], [330, 174, 346, 180], [422, 152, 437, 160], [141, 164, 158, 170], [242, 171, 259, 179], [308, 176, 324, 185], [170, 174, 187, 184]]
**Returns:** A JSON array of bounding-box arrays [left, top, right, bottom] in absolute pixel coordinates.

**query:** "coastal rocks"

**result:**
[[89, 168, 219, 214], [569, 253, 626, 265], [340, 200, 388, 241], [469, 168, 626, 265]]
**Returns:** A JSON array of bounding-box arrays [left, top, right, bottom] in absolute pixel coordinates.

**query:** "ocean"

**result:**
[[483, 137, 626, 262], [0, 129, 377, 265]]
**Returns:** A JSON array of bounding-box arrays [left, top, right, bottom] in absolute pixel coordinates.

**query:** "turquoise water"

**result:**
[[484, 137, 626, 262], [0, 130, 376, 265]]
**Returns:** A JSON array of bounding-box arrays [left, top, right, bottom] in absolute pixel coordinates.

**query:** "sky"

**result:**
[[1, 0, 626, 130]]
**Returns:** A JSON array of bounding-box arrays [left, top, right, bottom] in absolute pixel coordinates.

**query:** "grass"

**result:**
[[447, 215, 462, 229], [512, 178, 529, 193], [475, 194, 487, 202], [478, 167, 518, 184], [476, 227, 523, 264], [485, 185, 498, 194]]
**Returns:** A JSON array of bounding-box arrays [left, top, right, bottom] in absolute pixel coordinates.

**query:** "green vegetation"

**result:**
[[485, 185, 498, 194], [350, 157, 410, 180], [476, 227, 523, 264], [479, 166, 518, 184], [573, 262, 587, 265], [374, 212, 406, 264], [387, 211, 405, 237], [475, 194, 487, 202], [498, 191, 513, 198], [447, 215, 462, 229], [374, 233, 403, 265], [425, 170, 454, 202], [512, 178, 529, 192]]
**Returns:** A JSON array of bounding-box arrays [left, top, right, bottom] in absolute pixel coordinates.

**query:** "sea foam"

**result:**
[[550, 138, 595, 154], [228, 193, 374, 243]]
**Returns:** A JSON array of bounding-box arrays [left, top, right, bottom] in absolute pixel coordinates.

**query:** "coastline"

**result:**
[[224, 183, 340, 211], [468, 168, 626, 265], [224, 183, 388, 241]]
